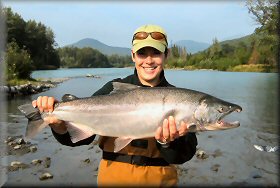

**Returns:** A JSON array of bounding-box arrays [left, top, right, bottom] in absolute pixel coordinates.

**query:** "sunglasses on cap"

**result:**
[[132, 32, 167, 44]]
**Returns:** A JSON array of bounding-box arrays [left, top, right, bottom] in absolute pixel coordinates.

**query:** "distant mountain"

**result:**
[[68, 38, 211, 56], [219, 34, 257, 47], [68, 38, 131, 56], [174, 40, 210, 54], [220, 34, 250, 41]]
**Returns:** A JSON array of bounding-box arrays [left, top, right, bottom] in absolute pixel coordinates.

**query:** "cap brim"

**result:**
[[132, 39, 166, 53]]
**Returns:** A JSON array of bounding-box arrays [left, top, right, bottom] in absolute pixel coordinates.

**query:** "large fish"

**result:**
[[18, 82, 242, 152]]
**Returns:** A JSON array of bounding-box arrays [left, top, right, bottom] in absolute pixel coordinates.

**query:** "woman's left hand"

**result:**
[[155, 116, 188, 144]]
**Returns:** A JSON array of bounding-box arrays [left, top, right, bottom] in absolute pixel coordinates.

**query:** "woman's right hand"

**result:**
[[32, 96, 67, 134]]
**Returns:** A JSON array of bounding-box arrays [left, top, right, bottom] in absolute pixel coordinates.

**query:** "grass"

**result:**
[[228, 64, 278, 72], [6, 78, 42, 86]]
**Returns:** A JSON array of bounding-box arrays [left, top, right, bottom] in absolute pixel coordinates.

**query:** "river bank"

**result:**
[[1, 74, 101, 98], [1, 78, 68, 98]]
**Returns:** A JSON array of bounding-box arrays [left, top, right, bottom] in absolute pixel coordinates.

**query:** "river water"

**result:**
[[1, 68, 278, 186]]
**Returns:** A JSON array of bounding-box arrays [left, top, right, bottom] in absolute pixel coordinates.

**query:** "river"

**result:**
[[1, 68, 278, 186]]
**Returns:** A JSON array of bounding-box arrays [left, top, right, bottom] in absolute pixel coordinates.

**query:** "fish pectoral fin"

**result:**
[[187, 123, 197, 132], [114, 137, 133, 152], [66, 122, 95, 143]]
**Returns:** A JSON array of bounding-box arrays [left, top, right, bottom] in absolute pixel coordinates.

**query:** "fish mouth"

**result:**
[[216, 120, 240, 129], [216, 106, 242, 129]]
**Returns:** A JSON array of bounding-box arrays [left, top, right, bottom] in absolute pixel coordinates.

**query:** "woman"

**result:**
[[33, 24, 197, 186]]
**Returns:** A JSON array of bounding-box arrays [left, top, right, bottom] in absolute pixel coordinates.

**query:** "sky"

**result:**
[[1, 1, 259, 48]]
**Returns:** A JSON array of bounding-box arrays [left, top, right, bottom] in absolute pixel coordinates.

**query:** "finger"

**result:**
[[48, 97, 55, 113], [43, 116, 51, 124], [168, 116, 178, 141], [37, 96, 43, 112], [155, 126, 163, 140], [162, 118, 169, 141], [32, 100, 37, 108], [44, 116, 59, 125], [49, 117, 59, 124], [178, 121, 188, 136], [42, 96, 48, 112]]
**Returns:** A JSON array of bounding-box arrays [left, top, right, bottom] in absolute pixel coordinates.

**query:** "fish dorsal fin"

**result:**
[[62, 94, 79, 102], [114, 137, 133, 152], [110, 82, 139, 94]]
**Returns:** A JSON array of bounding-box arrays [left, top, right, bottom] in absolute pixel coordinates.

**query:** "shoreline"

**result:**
[[1, 65, 277, 98], [1, 77, 74, 98]]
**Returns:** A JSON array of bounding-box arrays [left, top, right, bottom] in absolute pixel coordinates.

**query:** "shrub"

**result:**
[[5, 41, 33, 80]]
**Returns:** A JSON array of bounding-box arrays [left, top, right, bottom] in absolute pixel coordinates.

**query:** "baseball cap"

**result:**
[[132, 24, 168, 53]]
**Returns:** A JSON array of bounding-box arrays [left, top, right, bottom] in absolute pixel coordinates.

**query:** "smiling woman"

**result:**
[[133, 47, 167, 87], [131, 25, 169, 87], [31, 24, 198, 187]]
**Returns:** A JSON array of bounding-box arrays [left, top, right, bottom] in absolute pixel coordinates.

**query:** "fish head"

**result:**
[[192, 96, 242, 131]]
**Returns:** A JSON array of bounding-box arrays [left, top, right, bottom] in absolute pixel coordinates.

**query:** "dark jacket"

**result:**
[[51, 69, 197, 164]]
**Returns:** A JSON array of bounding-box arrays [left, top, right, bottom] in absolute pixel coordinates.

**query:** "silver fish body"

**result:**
[[18, 82, 242, 152]]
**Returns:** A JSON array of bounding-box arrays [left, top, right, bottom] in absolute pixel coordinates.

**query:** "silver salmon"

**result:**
[[18, 82, 242, 152]]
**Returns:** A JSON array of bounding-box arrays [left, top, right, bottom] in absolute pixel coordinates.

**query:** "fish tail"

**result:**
[[18, 104, 49, 139]]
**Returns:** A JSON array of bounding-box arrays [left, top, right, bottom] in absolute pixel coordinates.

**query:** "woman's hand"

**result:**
[[155, 116, 188, 144], [32, 96, 67, 134]]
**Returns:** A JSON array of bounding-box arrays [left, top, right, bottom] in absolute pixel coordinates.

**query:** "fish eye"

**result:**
[[218, 107, 224, 113]]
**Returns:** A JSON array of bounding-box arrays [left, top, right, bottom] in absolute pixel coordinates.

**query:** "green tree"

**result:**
[[221, 43, 235, 56], [25, 20, 60, 69], [76, 47, 110, 68], [5, 42, 33, 80], [170, 44, 180, 58], [235, 41, 250, 64], [246, 0, 278, 67], [246, 0, 278, 34], [58, 46, 79, 68], [58, 46, 112, 68], [208, 37, 221, 59], [3, 7, 26, 49], [108, 54, 132, 67], [3, 7, 60, 71], [181, 47, 187, 61]]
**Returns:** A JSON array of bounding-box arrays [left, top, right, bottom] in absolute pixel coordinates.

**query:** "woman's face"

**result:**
[[132, 47, 167, 87]]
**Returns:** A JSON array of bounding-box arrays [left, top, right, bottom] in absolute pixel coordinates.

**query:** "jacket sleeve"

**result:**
[[156, 132, 197, 164]]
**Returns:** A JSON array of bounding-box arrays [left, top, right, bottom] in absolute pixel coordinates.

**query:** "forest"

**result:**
[[166, 0, 278, 72]]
